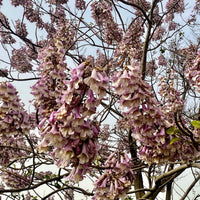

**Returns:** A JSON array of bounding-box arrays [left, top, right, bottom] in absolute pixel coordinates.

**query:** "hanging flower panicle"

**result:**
[[0, 82, 31, 136], [37, 61, 109, 182], [1, 169, 30, 189], [112, 64, 199, 164], [91, 1, 122, 45], [93, 152, 135, 200]]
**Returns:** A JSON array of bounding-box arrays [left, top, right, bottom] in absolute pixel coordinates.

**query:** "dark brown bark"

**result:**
[[128, 130, 145, 199]]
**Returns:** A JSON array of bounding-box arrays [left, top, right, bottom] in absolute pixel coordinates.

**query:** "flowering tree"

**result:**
[[1, 0, 200, 199]]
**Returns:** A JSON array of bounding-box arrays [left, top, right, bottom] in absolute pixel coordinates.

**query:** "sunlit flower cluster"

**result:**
[[31, 22, 73, 119], [93, 152, 135, 200], [112, 65, 163, 163], [38, 62, 109, 182], [112, 64, 199, 164]]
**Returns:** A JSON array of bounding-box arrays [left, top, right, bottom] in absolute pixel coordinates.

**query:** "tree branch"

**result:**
[[180, 173, 200, 200], [141, 163, 200, 200]]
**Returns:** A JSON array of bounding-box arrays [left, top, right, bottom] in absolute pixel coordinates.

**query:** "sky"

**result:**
[[0, 0, 200, 200]]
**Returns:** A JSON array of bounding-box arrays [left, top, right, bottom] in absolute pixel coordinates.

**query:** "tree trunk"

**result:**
[[166, 164, 174, 200], [128, 130, 145, 199]]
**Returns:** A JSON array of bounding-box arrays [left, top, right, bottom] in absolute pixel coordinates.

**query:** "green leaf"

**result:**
[[45, 174, 50, 180], [160, 48, 165, 54], [166, 126, 179, 135], [191, 120, 200, 129], [55, 182, 61, 189], [170, 137, 180, 145], [125, 197, 133, 200]]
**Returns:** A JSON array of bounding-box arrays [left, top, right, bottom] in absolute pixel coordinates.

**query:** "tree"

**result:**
[[0, 0, 200, 199]]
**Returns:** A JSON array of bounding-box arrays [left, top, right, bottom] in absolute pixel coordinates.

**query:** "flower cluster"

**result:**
[[11, 0, 30, 7], [0, 82, 31, 136], [112, 64, 199, 164], [0, 134, 27, 166], [130, 0, 151, 13], [0, 12, 16, 44], [50, 6, 67, 26], [15, 19, 28, 37], [165, 12, 175, 23], [185, 51, 200, 93], [93, 152, 135, 200], [112, 64, 164, 140], [91, 1, 122, 45], [34, 171, 53, 180], [179, 45, 198, 68], [194, 0, 200, 13], [139, 135, 199, 164], [37, 62, 109, 182], [158, 71, 184, 123], [24, 192, 55, 200], [32, 20, 109, 182], [114, 18, 144, 63], [158, 55, 167, 66], [166, 0, 184, 13], [0, 82, 33, 167], [47, 0, 68, 4], [31, 22, 73, 119], [146, 59, 158, 76], [152, 5, 162, 26], [11, 47, 33, 73], [23, 1, 44, 28], [75, 0, 86, 10], [168, 21, 177, 31], [0, 29, 16, 44], [1, 169, 30, 189], [152, 26, 166, 41]]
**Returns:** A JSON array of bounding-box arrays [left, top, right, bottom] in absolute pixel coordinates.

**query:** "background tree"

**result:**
[[0, 0, 200, 199]]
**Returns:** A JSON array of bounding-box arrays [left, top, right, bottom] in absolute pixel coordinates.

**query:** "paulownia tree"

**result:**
[[0, 0, 200, 199]]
